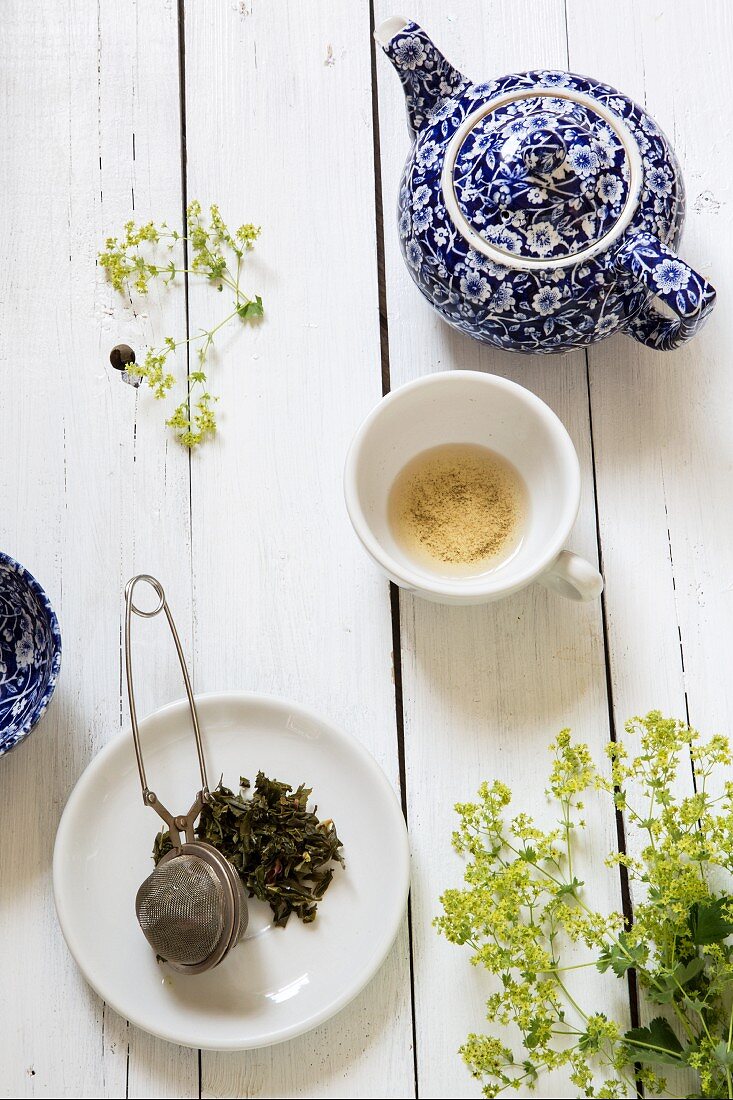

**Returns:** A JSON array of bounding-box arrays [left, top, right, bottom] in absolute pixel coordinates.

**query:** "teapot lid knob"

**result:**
[[522, 128, 567, 175]]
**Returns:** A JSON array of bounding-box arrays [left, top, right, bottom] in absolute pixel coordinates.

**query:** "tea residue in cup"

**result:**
[[388, 443, 527, 577]]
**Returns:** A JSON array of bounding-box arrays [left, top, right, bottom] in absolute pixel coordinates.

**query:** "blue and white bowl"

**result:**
[[0, 552, 62, 755]]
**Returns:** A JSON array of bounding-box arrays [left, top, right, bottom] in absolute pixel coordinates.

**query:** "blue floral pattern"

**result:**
[[618, 232, 717, 351], [382, 21, 716, 353], [452, 97, 630, 260], [0, 552, 62, 754]]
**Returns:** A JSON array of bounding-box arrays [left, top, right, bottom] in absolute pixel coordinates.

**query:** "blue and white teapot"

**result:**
[[377, 17, 716, 353]]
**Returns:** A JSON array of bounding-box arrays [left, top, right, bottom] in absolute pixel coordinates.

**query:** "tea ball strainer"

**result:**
[[125, 574, 247, 974]]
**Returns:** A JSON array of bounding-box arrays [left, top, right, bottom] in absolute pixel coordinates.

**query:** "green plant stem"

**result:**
[[671, 1002, 698, 1044], [554, 976, 588, 1023], [541, 961, 597, 974]]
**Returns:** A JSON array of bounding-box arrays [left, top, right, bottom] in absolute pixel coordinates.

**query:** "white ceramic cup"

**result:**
[[344, 371, 603, 605]]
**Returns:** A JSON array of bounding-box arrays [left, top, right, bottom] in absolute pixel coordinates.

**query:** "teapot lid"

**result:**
[[442, 87, 642, 268]]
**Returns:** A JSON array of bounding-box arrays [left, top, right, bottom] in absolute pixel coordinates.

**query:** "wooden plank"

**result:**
[[373, 2, 633, 1096], [566, 0, 733, 730], [0, 2, 196, 1096], [181, 2, 414, 1097], [566, 1, 733, 1089]]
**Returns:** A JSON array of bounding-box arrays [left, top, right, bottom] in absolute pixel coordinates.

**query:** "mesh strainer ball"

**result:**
[[136, 843, 248, 972], [125, 576, 248, 975]]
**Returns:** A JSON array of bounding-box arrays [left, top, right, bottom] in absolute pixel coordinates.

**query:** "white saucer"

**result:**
[[53, 692, 410, 1050]]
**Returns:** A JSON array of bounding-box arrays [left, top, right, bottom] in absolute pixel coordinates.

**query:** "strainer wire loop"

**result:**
[[124, 574, 210, 821]]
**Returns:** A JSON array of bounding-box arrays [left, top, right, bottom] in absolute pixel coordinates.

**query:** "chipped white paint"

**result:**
[[0, 0, 729, 1097]]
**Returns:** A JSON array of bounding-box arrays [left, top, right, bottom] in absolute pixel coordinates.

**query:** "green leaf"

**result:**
[[675, 956, 706, 985], [646, 957, 706, 1006], [556, 876, 584, 896], [688, 897, 733, 946], [622, 1017, 684, 1065], [525, 1018, 542, 1050], [237, 295, 264, 320], [521, 1060, 538, 1086], [597, 933, 646, 977], [578, 1014, 608, 1054], [646, 978, 677, 1005], [713, 1041, 733, 1069]]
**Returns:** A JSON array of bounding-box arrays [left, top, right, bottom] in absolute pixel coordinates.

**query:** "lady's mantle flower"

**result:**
[[435, 711, 733, 1100], [392, 35, 425, 70], [532, 285, 563, 315], [654, 257, 690, 295], [460, 1034, 514, 1094]]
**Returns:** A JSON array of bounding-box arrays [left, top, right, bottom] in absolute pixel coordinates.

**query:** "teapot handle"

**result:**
[[616, 231, 716, 350]]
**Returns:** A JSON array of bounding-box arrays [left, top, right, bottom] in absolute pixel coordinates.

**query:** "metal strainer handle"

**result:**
[[124, 575, 210, 844]]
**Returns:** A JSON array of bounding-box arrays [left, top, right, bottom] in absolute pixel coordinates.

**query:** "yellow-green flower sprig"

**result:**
[[99, 202, 263, 448], [436, 712, 733, 1099]]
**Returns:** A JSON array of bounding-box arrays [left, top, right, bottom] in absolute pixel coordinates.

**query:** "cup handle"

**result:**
[[537, 550, 604, 602]]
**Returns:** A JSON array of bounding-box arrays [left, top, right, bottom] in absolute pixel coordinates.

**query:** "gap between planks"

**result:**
[[369, 1, 419, 1095], [584, 349, 641, 1038], [561, 0, 642, 1051], [119, 3, 198, 1098]]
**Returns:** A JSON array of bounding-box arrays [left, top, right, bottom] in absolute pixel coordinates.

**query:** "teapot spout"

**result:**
[[374, 17, 467, 135]]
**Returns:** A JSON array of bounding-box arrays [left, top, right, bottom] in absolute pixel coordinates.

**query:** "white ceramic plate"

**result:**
[[53, 692, 410, 1050]]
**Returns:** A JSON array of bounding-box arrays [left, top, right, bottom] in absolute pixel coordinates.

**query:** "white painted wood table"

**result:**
[[0, 1, 729, 1096]]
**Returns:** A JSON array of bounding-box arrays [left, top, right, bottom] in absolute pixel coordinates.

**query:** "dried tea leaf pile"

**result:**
[[153, 772, 344, 927]]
